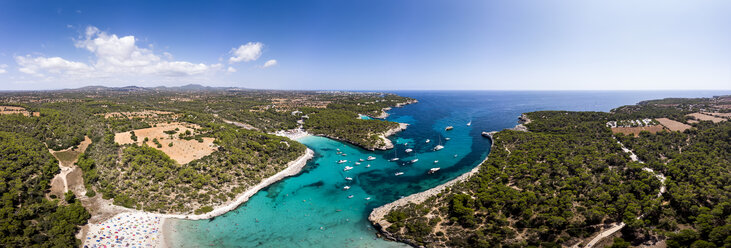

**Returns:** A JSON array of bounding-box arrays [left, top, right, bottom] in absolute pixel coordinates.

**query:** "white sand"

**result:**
[[83, 147, 314, 248]]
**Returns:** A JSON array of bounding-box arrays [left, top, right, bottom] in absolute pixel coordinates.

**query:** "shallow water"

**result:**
[[169, 91, 728, 248]]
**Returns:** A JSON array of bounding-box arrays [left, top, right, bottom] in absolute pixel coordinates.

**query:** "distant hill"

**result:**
[[66, 84, 247, 93]]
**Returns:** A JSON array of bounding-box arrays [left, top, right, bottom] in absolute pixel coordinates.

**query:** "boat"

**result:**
[[365, 197, 371, 200], [390, 147, 399, 161], [343, 186, 350, 190], [429, 167, 440, 174], [342, 153, 347, 156], [434, 160, 439, 164], [358, 158, 365, 162], [343, 166, 353, 171], [337, 160, 348, 164], [454, 154, 458, 158], [367, 156, 376, 161], [337, 148, 340, 151], [345, 177, 353, 181], [405, 148, 413, 153], [366, 164, 371, 168], [411, 158, 419, 163], [336, 151, 342, 155], [394, 172, 404, 176], [467, 121, 471, 126], [425, 139, 430, 143], [355, 162, 361, 165], [348, 195, 354, 199], [445, 137, 450, 141], [445, 126, 454, 131], [433, 145, 444, 151]]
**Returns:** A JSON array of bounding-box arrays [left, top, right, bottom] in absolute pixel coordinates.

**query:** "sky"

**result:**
[[0, 0, 729, 91]]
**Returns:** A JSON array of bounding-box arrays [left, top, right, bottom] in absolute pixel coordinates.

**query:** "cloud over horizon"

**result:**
[[11, 26, 275, 83]]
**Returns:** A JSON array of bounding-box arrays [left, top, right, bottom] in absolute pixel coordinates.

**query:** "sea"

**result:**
[[167, 90, 729, 248]]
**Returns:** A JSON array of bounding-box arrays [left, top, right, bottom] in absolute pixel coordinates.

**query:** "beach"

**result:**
[[83, 145, 314, 248]]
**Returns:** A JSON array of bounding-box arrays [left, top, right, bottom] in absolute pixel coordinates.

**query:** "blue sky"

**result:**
[[0, 0, 729, 90]]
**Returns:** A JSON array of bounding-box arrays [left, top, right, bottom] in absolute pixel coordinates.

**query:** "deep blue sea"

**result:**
[[168, 91, 729, 247]]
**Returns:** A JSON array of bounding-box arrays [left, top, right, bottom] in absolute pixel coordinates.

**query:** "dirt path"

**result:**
[[578, 139, 666, 248]]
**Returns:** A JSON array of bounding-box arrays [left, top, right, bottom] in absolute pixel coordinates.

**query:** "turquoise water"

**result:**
[[169, 91, 729, 248], [359, 114, 374, 120]]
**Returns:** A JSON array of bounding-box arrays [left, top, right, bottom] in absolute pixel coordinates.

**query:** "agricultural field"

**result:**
[[655, 117, 692, 131], [114, 122, 216, 164], [610, 125, 665, 136]]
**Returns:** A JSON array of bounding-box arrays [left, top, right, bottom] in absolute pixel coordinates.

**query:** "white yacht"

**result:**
[[433, 145, 444, 151], [394, 172, 404, 176], [366, 164, 371, 168], [411, 158, 419, 163], [337, 160, 348, 164], [390, 158, 400, 161], [434, 160, 439, 164], [405, 148, 413, 153], [358, 158, 365, 162], [425, 139, 430, 143], [467, 121, 471, 126], [454, 154, 458, 158], [365, 197, 371, 200], [345, 177, 353, 181], [343, 186, 350, 190], [355, 162, 361, 165], [367, 156, 376, 161], [445, 126, 454, 131], [343, 166, 353, 171], [348, 195, 354, 199], [445, 137, 451, 141], [429, 168, 441, 174]]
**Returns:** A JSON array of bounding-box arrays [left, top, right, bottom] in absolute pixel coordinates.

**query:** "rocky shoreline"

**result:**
[[374, 99, 419, 119], [374, 122, 409, 150]]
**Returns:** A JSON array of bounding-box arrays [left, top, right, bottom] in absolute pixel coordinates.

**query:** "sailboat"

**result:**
[[467, 121, 471, 126], [395, 172, 404, 176], [390, 149, 399, 161], [425, 139, 430, 143], [433, 135, 444, 151]]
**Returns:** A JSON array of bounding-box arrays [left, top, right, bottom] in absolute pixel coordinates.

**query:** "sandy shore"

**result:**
[[273, 128, 311, 140], [83, 147, 314, 248]]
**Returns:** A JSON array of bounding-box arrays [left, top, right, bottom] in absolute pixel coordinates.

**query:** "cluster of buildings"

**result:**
[[606, 118, 657, 128]]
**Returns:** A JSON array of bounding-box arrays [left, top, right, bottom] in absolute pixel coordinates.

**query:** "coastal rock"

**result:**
[[374, 122, 409, 150]]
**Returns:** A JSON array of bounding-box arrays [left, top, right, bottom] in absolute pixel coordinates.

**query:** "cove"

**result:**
[[167, 91, 727, 247]]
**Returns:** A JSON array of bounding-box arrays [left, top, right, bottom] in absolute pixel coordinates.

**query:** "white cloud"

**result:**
[[262, 59, 277, 68], [15, 56, 92, 76], [0, 64, 7, 74], [227, 67, 236, 73], [229, 42, 263, 63], [15, 26, 219, 79]]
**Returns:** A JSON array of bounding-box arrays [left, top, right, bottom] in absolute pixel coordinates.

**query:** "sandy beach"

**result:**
[[83, 145, 314, 248]]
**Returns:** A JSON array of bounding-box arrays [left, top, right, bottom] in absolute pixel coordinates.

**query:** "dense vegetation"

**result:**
[[0, 86, 411, 217], [0, 132, 89, 247], [303, 108, 400, 150], [380, 97, 729, 248]]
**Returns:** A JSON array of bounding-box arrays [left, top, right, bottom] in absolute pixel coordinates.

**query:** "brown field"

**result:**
[[704, 112, 731, 118], [611, 125, 665, 136], [114, 122, 216, 164], [0, 105, 39, 116], [656, 118, 692, 131], [102, 110, 175, 119], [687, 113, 726, 123]]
